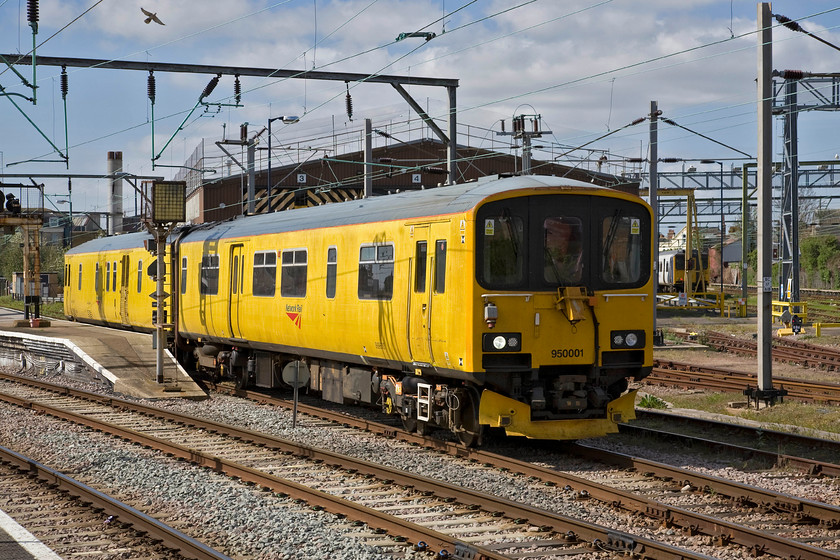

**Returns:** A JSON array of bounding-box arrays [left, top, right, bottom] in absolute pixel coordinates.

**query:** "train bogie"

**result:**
[[65, 175, 653, 445]]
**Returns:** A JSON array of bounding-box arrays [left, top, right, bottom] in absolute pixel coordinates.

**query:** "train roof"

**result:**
[[67, 175, 637, 253], [180, 175, 626, 244], [65, 230, 152, 255]]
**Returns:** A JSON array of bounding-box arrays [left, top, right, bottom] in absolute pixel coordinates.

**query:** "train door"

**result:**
[[119, 254, 131, 325], [407, 223, 448, 365], [228, 243, 245, 339], [408, 225, 431, 364]]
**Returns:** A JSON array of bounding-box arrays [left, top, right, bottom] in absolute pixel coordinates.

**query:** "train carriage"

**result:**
[[657, 249, 710, 293], [65, 175, 654, 445]]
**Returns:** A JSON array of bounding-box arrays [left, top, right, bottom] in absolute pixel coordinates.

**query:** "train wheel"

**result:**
[[401, 415, 417, 433], [234, 369, 249, 390], [456, 391, 483, 447]]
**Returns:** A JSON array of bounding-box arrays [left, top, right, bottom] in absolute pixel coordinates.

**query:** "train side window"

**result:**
[[414, 241, 427, 293], [180, 257, 187, 295], [105, 262, 111, 291], [200, 254, 220, 295], [434, 240, 446, 294], [232, 255, 239, 294], [78, 264, 82, 291], [358, 243, 394, 300], [113, 261, 118, 290], [94, 263, 100, 293], [281, 249, 307, 297], [137, 260, 143, 293], [253, 251, 277, 297], [326, 247, 337, 299]]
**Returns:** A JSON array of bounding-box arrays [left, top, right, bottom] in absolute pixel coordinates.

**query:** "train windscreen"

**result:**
[[477, 194, 650, 291]]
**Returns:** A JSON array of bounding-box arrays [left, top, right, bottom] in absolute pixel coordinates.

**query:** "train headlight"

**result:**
[[610, 330, 645, 349], [482, 332, 522, 352]]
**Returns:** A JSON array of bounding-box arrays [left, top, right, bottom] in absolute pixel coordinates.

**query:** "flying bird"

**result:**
[[141, 7, 165, 25]]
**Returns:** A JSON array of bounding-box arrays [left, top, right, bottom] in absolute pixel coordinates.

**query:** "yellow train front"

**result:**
[[64, 175, 653, 446]]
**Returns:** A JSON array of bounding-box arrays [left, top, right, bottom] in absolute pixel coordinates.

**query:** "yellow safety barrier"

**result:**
[[724, 298, 748, 318], [814, 323, 840, 337]]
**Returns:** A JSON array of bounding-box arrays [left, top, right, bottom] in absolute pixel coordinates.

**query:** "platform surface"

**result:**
[[0, 308, 206, 400], [0, 509, 62, 560]]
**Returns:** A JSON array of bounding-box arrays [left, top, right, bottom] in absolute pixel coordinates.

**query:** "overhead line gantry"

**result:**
[[1, 54, 460, 186]]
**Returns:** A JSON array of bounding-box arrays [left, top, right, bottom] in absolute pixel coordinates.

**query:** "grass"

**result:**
[[638, 394, 668, 409], [653, 391, 743, 415], [0, 296, 65, 319], [740, 401, 840, 436], [640, 387, 840, 437]]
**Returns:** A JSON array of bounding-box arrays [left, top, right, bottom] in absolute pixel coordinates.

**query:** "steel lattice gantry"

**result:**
[[773, 72, 840, 303]]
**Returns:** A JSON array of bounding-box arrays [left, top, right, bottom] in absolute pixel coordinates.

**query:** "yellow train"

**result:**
[[65, 175, 653, 445]]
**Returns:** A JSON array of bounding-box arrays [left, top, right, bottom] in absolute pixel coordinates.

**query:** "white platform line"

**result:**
[[0, 508, 63, 560]]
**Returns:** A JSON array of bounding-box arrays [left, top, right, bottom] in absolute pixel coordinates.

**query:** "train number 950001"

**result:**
[[551, 348, 584, 359]]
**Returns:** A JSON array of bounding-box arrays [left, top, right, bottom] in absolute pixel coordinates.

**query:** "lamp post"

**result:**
[[266, 115, 299, 212]]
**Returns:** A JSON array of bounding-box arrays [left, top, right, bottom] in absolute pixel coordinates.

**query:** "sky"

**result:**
[[2, 0, 840, 216]]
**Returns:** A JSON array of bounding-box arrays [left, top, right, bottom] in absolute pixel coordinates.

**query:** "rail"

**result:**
[[0, 444, 232, 560]]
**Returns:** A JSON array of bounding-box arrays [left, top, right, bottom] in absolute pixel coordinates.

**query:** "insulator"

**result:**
[[147, 72, 156, 103], [27, 0, 38, 23], [500, 119, 505, 133], [201, 74, 220, 100], [234, 75, 241, 105], [775, 14, 803, 33], [345, 82, 353, 121], [60, 66, 68, 99], [782, 69, 804, 80]]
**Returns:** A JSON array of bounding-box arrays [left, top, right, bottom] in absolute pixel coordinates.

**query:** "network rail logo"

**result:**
[[286, 304, 302, 329]]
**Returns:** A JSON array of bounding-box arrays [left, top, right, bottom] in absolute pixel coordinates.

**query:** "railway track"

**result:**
[[0, 443, 229, 560], [625, 409, 840, 477], [210, 385, 840, 559], [648, 358, 840, 404], [674, 329, 840, 371], [0, 372, 712, 560], [4, 371, 837, 558]]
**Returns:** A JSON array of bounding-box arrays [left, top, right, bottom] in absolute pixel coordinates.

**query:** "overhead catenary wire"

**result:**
[[10, 4, 840, 180]]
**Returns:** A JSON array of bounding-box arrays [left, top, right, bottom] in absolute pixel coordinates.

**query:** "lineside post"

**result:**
[[147, 180, 186, 385]]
